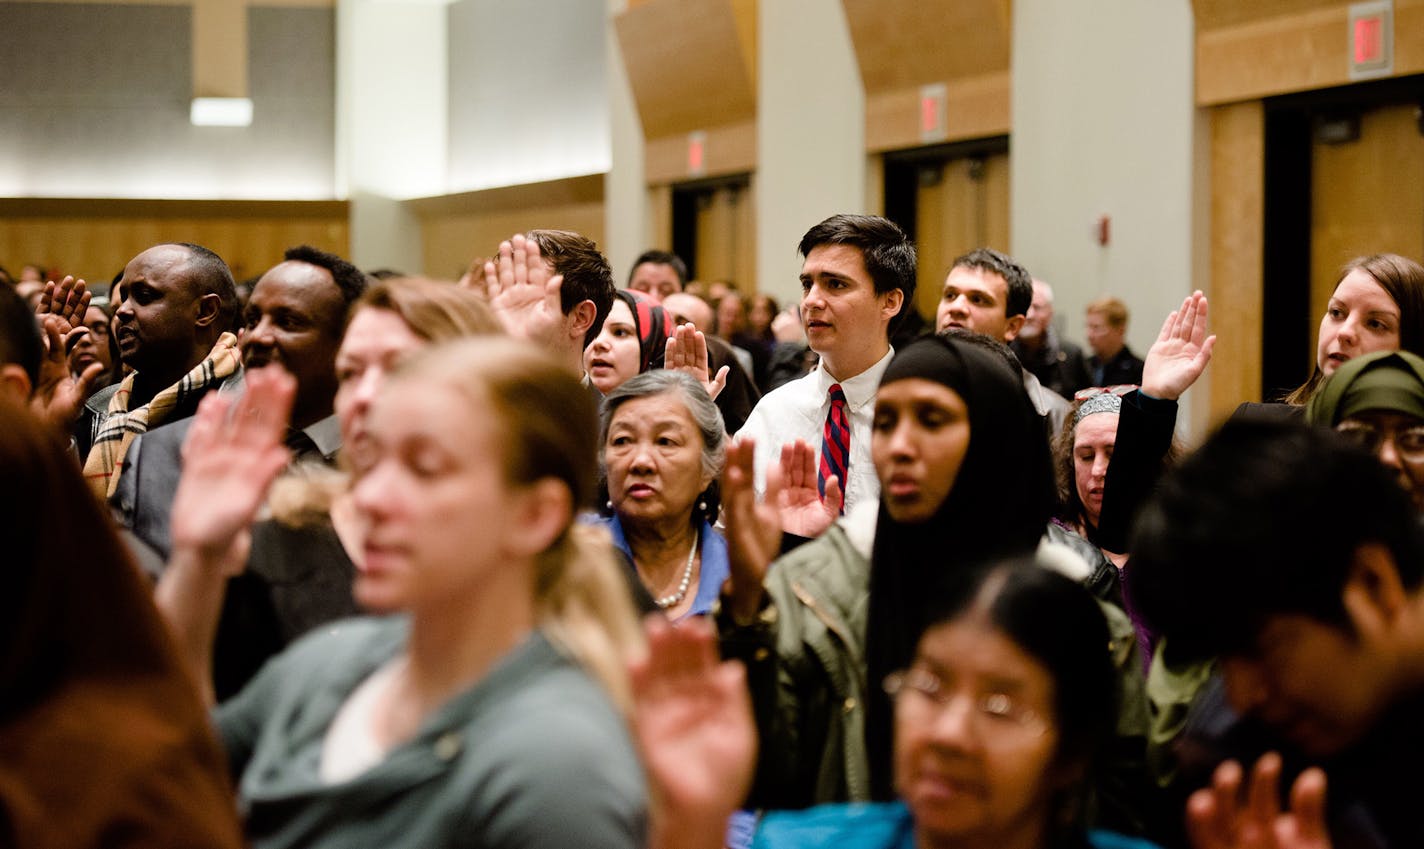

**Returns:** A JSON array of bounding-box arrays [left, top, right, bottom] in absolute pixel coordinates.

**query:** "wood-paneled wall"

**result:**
[[0, 198, 349, 286], [409, 175, 606, 281], [1194, 0, 1424, 105], [913, 153, 1011, 319], [1206, 102, 1265, 422], [1311, 101, 1424, 338]]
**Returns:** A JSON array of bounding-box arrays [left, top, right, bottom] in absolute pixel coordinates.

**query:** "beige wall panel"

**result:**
[[645, 121, 757, 184], [192, 0, 247, 98], [843, 0, 1010, 92], [1207, 102, 1265, 421], [615, 0, 756, 139], [1197, 0, 1424, 105], [417, 201, 607, 283], [1193, 0, 1338, 30], [688, 182, 755, 290], [648, 184, 674, 252], [0, 200, 348, 284], [865, 72, 1011, 153], [1310, 102, 1424, 343]]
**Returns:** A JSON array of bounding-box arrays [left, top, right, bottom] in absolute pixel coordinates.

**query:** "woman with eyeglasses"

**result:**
[[634, 560, 1162, 849], [719, 334, 1149, 832], [1307, 349, 1424, 511]]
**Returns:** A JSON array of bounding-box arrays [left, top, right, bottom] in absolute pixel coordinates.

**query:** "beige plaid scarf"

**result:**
[[83, 332, 241, 499]]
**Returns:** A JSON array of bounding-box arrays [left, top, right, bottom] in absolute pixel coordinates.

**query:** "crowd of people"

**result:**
[[3, 218, 1423, 849]]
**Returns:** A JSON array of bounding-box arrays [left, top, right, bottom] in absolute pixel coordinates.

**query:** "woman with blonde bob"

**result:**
[[161, 338, 647, 848]]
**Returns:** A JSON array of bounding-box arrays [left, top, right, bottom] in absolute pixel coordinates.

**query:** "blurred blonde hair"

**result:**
[[390, 337, 643, 710], [268, 277, 502, 525]]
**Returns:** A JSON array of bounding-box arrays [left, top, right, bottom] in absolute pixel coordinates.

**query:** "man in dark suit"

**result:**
[[1010, 278, 1090, 400], [1085, 295, 1145, 387]]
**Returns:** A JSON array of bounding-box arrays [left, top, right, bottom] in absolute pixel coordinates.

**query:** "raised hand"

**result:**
[[482, 234, 566, 346], [631, 615, 755, 849], [29, 316, 103, 432], [1186, 754, 1331, 849], [665, 323, 729, 400], [771, 439, 840, 538], [1142, 290, 1216, 401], [721, 437, 782, 623], [169, 367, 295, 568], [35, 275, 90, 335]]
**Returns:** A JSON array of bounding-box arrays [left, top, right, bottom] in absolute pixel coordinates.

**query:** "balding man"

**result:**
[[80, 243, 241, 497], [661, 290, 760, 434], [1010, 279, 1090, 400], [113, 245, 366, 560]]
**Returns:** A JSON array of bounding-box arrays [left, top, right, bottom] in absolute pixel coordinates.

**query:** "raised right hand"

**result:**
[[1142, 290, 1216, 401], [169, 368, 295, 569], [721, 438, 781, 622]]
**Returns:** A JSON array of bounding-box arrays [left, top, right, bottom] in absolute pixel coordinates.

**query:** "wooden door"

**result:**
[[1310, 103, 1424, 345], [912, 151, 1011, 319]]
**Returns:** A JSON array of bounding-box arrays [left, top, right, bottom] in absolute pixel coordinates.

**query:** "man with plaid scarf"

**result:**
[[79, 243, 240, 499]]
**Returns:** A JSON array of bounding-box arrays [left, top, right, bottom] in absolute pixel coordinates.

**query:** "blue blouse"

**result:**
[[598, 515, 730, 618]]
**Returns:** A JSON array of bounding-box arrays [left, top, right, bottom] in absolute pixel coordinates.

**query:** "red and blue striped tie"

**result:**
[[818, 383, 849, 511]]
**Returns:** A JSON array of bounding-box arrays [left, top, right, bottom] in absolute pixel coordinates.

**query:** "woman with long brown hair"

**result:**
[[0, 398, 243, 848]]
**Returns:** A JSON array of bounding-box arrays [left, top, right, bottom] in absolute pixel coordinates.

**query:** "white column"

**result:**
[[336, 0, 448, 271], [1011, 0, 1202, 429], [605, 0, 648, 282], [756, 0, 865, 303]]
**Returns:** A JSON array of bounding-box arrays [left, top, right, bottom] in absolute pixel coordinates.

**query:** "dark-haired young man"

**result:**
[[113, 245, 367, 560], [81, 243, 242, 496], [735, 214, 914, 517], [627, 249, 687, 305], [935, 247, 1069, 435], [482, 230, 616, 378], [1131, 419, 1424, 847]]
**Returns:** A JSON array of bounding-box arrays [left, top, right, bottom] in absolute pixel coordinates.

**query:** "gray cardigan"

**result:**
[[216, 617, 647, 849]]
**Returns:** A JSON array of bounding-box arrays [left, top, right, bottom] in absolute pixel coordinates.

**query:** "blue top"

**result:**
[[599, 515, 729, 618], [752, 801, 1163, 849]]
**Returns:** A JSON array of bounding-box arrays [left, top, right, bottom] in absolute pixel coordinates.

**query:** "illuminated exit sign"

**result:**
[[919, 83, 948, 144], [687, 130, 707, 178], [1349, 1, 1393, 80]]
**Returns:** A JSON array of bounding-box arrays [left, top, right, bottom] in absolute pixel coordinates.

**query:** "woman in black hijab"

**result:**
[[719, 332, 1057, 808], [862, 334, 1058, 796]]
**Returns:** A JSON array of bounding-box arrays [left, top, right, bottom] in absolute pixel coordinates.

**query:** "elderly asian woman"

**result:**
[[598, 370, 729, 620]]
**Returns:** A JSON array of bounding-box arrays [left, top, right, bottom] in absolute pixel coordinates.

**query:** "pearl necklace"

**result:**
[[652, 528, 699, 610]]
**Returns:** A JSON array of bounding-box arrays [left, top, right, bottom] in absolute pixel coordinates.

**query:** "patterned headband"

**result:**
[[1074, 391, 1123, 425]]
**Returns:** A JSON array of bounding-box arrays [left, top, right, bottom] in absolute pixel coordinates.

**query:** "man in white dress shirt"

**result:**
[[735, 214, 915, 517]]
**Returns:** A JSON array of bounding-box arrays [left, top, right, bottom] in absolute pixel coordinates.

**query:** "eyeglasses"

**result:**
[[1336, 420, 1424, 458], [1074, 384, 1138, 401], [883, 667, 1047, 738]]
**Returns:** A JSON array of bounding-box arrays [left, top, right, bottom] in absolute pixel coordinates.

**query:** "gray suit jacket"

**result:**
[[111, 411, 341, 560]]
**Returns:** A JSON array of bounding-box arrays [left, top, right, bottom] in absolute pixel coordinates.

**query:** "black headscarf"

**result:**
[[864, 334, 1058, 799]]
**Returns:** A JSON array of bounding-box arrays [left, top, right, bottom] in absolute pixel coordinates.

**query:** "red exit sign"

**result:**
[[1349, 1, 1393, 79]]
